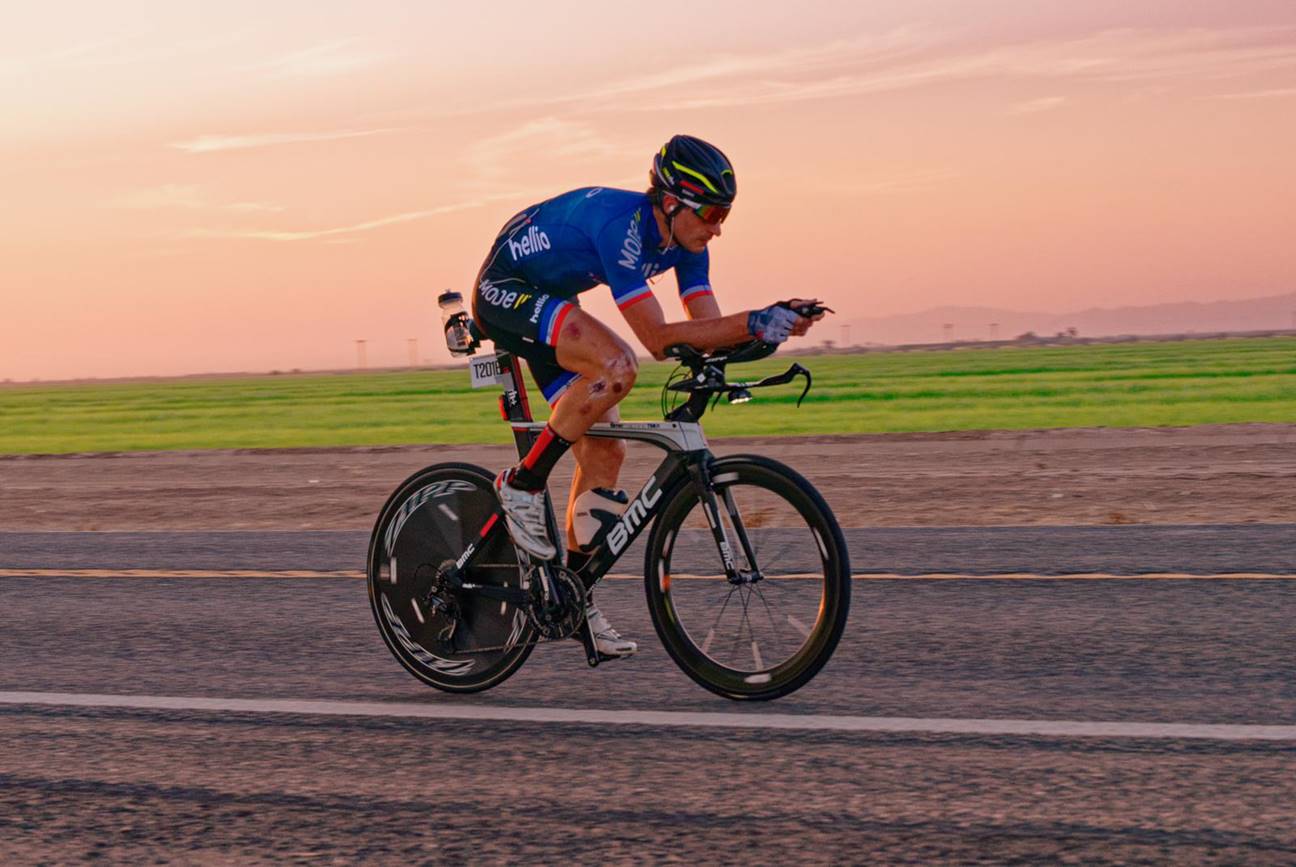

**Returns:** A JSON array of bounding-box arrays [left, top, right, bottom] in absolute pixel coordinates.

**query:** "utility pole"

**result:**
[[407, 338, 418, 368], [989, 322, 999, 340], [355, 339, 367, 371], [942, 323, 954, 343]]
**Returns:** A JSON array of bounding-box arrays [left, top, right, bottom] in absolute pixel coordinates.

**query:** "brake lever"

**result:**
[[783, 302, 835, 318]]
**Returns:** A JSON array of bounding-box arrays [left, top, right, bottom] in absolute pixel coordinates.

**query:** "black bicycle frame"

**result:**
[[454, 350, 745, 590]]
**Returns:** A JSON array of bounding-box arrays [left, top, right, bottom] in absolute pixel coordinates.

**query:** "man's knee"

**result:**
[[597, 351, 637, 398]]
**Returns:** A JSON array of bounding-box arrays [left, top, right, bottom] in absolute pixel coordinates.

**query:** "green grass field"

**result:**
[[1, 337, 1292, 454]]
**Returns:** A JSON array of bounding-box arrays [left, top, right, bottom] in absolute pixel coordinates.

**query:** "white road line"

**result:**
[[1, 691, 1293, 741], [1, 569, 1293, 581]]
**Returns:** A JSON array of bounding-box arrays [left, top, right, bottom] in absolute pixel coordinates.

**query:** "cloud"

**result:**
[[44, 33, 144, 65], [108, 184, 284, 213], [1008, 96, 1067, 115], [1208, 87, 1296, 100], [465, 118, 636, 186], [3, 28, 253, 77], [225, 202, 286, 213], [834, 169, 962, 196], [110, 184, 207, 209], [179, 192, 528, 242], [425, 30, 929, 120], [540, 26, 1296, 114], [249, 40, 388, 78], [554, 30, 928, 105], [170, 127, 401, 153]]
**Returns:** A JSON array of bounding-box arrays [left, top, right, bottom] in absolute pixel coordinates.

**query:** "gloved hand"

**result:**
[[747, 304, 802, 344]]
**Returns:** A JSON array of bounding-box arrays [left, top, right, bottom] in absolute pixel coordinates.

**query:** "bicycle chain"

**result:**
[[418, 565, 587, 657]]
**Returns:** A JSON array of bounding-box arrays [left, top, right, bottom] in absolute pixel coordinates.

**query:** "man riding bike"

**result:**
[[471, 134, 825, 659]]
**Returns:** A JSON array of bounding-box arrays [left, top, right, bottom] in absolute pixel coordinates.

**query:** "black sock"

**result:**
[[508, 424, 573, 491]]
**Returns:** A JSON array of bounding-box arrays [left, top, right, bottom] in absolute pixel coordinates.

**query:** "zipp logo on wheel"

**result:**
[[384, 479, 478, 556]]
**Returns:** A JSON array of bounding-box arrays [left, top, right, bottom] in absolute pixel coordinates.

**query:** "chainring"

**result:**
[[526, 565, 586, 641]]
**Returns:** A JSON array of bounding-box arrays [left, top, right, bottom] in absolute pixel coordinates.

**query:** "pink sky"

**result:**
[[2, 0, 1294, 379]]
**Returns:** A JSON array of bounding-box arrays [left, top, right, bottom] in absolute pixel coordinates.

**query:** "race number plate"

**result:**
[[469, 353, 504, 388]]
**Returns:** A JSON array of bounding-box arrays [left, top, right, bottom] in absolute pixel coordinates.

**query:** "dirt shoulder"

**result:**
[[1, 424, 1292, 531]]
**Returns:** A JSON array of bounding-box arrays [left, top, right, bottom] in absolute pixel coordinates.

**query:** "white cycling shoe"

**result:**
[[494, 470, 557, 561], [584, 602, 638, 658]]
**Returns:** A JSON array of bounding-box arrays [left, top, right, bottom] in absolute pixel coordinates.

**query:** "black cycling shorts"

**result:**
[[472, 274, 581, 406]]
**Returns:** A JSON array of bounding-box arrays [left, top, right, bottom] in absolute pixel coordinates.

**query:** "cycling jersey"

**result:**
[[478, 187, 712, 310], [472, 187, 713, 404]]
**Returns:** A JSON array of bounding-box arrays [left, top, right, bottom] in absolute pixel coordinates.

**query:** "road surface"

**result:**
[[2, 528, 1294, 862]]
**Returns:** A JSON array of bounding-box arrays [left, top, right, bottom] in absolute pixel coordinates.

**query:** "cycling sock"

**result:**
[[508, 424, 573, 492]]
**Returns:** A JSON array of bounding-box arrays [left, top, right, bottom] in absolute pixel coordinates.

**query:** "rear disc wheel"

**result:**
[[367, 462, 536, 693]]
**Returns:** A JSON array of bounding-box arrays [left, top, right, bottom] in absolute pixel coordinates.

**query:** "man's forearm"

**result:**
[[684, 294, 723, 320], [643, 311, 751, 358]]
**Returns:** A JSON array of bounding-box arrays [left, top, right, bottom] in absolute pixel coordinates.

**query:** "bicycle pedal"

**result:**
[[580, 647, 621, 668]]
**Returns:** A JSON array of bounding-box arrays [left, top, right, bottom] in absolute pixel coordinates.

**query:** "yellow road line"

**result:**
[[852, 572, 1296, 581], [0, 569, 1292, 581], [0, 568, 364, 579]]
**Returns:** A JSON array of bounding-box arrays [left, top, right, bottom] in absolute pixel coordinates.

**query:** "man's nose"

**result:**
[[708, 222, 722, 238]]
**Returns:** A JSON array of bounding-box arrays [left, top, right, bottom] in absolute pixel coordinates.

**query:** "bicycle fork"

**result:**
[[687, 461, 757, 583]]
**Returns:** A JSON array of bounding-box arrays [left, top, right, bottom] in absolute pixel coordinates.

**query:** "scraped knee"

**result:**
[[599, 351, 637, 399]]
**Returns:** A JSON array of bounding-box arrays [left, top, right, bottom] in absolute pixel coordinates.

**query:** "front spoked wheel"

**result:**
[[644, 456, 851, 701], [367, 462, 536, 693]]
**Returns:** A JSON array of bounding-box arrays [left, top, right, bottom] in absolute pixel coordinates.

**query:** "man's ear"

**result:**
[[662, 194, 681, 216]]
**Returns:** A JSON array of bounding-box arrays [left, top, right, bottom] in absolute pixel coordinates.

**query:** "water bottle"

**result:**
[[438, 290, 474, 357]]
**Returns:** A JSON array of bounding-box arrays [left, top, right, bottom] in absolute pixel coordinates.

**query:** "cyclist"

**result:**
[[471, 134, 824, 658]]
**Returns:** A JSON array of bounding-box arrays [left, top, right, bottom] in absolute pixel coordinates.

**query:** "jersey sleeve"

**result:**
[[595, 209, 655, 312], [675, 248, 712, 304]]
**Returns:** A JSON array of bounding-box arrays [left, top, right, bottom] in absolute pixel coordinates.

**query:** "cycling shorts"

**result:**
[[472, 275, 581, 406]]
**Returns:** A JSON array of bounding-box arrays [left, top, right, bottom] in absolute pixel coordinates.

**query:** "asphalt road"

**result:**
[[4, 523, 1295, 574], [2, 532, 1294, 863]]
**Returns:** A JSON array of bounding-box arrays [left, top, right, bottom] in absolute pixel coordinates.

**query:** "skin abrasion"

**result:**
[[607, 356, 636, 395]]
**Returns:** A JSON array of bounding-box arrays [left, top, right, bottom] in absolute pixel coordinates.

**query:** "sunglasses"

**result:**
[[677, 197, 730, 225]]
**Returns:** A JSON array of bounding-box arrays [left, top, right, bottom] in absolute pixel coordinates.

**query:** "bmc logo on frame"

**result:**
[[607, 476, 663, 556], [508, 226, 551, 261]]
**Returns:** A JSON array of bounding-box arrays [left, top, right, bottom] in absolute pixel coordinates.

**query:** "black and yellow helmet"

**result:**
[[650, 135, 736, 208]]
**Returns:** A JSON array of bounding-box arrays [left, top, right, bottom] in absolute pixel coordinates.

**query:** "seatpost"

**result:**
[[495, 350, 537, 460]]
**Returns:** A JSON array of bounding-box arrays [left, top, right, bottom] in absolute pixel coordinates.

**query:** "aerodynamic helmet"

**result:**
[[650, 134, 737, 209]]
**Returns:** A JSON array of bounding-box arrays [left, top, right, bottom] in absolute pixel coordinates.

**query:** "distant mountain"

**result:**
[[843, 291, 1296, 346]]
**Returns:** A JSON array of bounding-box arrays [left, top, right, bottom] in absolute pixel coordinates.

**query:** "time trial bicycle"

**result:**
[[367, 320, 851, 701]]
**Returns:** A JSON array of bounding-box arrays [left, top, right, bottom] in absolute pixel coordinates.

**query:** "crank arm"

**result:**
[[457, 583, 530, 606]]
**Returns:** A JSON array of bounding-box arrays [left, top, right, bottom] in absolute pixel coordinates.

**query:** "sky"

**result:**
[[2, 0, 1294, 380]]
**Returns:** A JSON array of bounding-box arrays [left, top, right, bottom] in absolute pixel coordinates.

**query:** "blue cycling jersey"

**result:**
[[478, 188, 713, 312]]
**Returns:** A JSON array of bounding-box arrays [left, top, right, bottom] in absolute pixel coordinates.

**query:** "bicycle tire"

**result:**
[[367, 462, 536, 693], [643, 455, 851, 701]]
